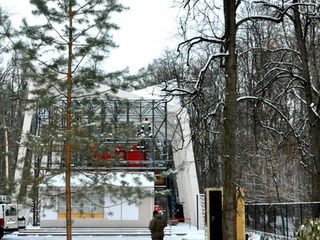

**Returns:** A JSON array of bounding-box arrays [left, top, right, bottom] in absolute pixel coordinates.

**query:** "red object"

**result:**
[[154, 205, 160, 212], [128, 144, 145, 167], [91, 143, 145, 167]]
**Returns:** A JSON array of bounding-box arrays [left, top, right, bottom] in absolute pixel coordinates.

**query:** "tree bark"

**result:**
[[222, 0, 238, 239], [66, 1, 73, 239], [293, 0, 320, 204]]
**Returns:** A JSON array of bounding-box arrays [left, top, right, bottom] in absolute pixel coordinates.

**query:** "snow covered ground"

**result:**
[[2, 223, 262, 240], [3, 236, 182, 240]]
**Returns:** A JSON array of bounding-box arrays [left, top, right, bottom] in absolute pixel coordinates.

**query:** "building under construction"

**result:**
[[15, 85, 199, 228]]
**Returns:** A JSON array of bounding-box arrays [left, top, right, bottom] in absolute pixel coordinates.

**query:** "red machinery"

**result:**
[[90, 142, 145, 167]]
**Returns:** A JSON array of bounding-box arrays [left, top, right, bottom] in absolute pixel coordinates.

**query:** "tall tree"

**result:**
[[291, 0, 320, 204], [14, 1, 126, 239], [176, 0, 238, 238], [221, 0, 238, 238], [175, 0, 307, 239], [0, 7, 29, 194], [237, 0, 320, 205]]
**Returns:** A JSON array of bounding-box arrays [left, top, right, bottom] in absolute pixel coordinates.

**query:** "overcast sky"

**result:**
[[3, 0, 180, 74], [108, 0, 180, 73]]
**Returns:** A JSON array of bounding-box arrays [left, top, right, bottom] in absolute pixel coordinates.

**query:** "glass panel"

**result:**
[[58, 191, 104, 213], [5, 206, 17, 216]]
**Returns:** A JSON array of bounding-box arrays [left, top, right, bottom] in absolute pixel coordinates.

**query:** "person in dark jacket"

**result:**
[[149, 210, 166, 240]]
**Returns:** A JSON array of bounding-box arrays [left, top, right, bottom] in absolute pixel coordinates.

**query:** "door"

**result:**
[[3, 205, 18, 231]]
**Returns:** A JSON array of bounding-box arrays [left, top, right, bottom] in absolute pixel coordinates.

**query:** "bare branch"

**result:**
[[177, 36, 225, 66]]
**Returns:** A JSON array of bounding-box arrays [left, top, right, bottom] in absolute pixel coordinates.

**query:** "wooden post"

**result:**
[[66, 1, 73, 239], [236, 188, 245, 240]]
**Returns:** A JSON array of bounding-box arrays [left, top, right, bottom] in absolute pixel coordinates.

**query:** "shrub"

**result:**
[[296, 218, 320, 240]]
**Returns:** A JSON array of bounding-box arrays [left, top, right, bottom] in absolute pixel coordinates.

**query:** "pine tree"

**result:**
[[11, 1, 151, 239], [0, 7, 29, 195]]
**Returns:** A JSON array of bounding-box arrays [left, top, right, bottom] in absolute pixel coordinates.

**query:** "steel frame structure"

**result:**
[[30, 99, 176, 225], [32, 99, 171, 170]]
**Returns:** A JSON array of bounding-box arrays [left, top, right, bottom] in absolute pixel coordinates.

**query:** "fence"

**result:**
[[245, 202, 320, 238], [196, 194, 205, 230]]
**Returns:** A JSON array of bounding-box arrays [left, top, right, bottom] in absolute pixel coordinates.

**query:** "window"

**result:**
[[104, 194, 139, 220], [5, 206, 17, 216], [58, 192, 104, 213]]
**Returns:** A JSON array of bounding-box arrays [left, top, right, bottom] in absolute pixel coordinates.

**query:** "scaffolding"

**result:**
[[32, 99, 171, 170], [27, 98, 177, 225]]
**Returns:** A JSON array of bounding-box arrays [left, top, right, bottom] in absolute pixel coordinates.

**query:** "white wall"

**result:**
[[167, 105, 199, 226], [39, 172, 154, 228]]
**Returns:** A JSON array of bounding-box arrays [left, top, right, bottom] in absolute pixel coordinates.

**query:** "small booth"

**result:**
[[39, 172, 155, 228]]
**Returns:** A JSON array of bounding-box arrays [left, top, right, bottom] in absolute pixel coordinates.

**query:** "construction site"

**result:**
[[13, 85, 200, 229]]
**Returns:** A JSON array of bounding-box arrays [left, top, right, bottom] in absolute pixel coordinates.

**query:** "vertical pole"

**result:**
[[196, 194, 199, 230], [4, 125, 9, 182], [254, 205, 257, 231], [286, 204, 288, 237], [66, 1, 73, 239], [263, 205, 266, 233], [3, 113, 10, 189], [300, 203, 302, 224], [164, 101, 168, 167], [236, 188, 245, 240], [206, 188, 223, 240], [164, 101, 167, 142], [274, 205, 276, 235], [126, 101, 129, 123], [152, 100, 155, 137]]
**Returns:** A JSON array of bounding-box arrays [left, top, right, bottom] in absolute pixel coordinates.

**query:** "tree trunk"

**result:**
[[4, 127, 9, 183], [293, 0, 320, 204], [222, 0, 238, 239], [66, 1, 73, 239]]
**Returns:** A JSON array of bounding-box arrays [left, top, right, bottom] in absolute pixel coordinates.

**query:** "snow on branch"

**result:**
[[236, 1, 317, 29], [204, 98, 224, 120], [177, 36, 225, 66], [310, 102, 319, 119], [237, 95, 310, 160], [178, 36, 224, 48], [195, 52, 228, 90], [239, 47, 301, 58], [291, 88, 306, 105], [182, 0, 200, 9], [162, 52, 228, 107]]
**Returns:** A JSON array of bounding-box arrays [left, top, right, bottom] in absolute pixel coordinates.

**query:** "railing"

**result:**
[[196, 194, 205, 230], [170, 218, 191, 228], [245, 202, 320, 238]]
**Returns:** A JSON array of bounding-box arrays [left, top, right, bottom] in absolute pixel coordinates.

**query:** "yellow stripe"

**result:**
[[58, 213, 104, 218]]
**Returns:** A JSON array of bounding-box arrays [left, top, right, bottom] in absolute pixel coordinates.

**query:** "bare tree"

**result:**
[[237, 1, 320, 205], [172, 0, 320, 238], [174, 0, 238, 238], [291, 0, 320, 203], [0, 7, 29, 194]]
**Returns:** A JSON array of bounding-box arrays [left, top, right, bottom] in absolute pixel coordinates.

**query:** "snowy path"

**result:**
[[3, 236, 181, 240], [2, 223, 203, 240], [2, 223, 262, 240]]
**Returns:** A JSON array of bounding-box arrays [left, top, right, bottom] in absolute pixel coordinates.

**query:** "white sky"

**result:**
[[3, 0, 181, 74], [108, 0, 180, 73]]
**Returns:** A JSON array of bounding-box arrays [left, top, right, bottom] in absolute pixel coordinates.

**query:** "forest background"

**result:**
[[0, 1, 320, 239]]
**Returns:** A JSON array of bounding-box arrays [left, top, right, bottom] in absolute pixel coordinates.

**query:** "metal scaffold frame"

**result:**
[[33, 99, 171, 171], [16, 88, 200, 227], [26, 98, 178, 225]]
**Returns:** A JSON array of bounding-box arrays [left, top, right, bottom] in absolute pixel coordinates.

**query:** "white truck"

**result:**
[[0, 195, 25, 239]]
